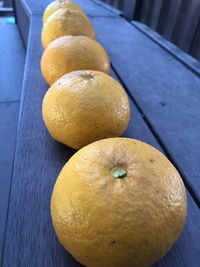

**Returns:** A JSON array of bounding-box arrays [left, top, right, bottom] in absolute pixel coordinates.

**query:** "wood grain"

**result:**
[[0, 25, 25, 102], [120, 0, 200, 60], [156, 0, 182, 40], [190, 18, 200, 61], [123, 0, 137, 20], [149, 0, 164, 31], [140, 0, 150, 24], [92, 16, 200, 203], [131, 21, 200, 76], [15, 0, 30, 47], [0, 24, 25, 264], [0, 102, 20, 265], [171, 0, 200, 53]]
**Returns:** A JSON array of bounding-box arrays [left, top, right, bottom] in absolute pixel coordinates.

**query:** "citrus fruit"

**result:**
[[41, 8, 95, 48], [42, 70, 130, 149], [43, 0, 84, 23], [41, 35, 110, 85], [51, 137, 187, 267]]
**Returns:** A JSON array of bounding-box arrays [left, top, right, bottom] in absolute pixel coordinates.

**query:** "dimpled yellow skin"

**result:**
[[41, 8, 96, 48], [51, 137, 187, 267], [42, 0, 84, 23], [41, 35, 110, 85], [42, 71, 130, 149]]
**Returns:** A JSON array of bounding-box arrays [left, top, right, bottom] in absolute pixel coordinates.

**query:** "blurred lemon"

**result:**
[[41, 8, 95, 48], [43, 0, 84, 23]]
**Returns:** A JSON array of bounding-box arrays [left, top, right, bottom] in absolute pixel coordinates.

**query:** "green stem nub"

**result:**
[[111, 167, 127, 179]]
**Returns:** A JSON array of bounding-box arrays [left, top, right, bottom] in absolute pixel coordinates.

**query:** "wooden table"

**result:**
[[2, 0, 200, 266]]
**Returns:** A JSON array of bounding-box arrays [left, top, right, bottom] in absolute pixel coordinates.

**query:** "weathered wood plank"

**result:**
[[190, 18, 200, 61], [98, 0, 200, 60], [132, 21, 200, 76], [15, 0, 30, 47], [140, 0, 150, 25], [142, 0, 155, 27], [3, 19, 78, 266], [156, 0, 182, 40], [3, 11, 200, 267], [106, 0, 123, 11], [149, 0, 164, 31], [0, 24, 25, 263], [0, 102, 20, 265], [0, 25, 25, 102], [93, 0, 122, 15], [20, 0, 116, 17], [172, 0, 200, 53], [117, 0, 123, 11], [123, 0, 137, 20], [140, 0, 164, 27], [75, 0, 118, 16], [92, 16, 200, 203]]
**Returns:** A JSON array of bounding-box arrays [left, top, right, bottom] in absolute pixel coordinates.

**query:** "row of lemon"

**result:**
[[41, 0, 131, 149], [40, 1, 187, 267]]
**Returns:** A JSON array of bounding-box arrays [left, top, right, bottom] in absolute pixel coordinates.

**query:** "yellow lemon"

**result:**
[[42, 70, 130, 149], [51, 137, 187, 267], [43, 0, 84, 23], [41, 8, 95, 48], [41, 35, 110, 85]]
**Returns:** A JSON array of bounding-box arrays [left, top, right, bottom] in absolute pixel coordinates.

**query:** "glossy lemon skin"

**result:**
[[51, 137, 187, 267], [42, 70, 130, 149], [41, 8, 96, 49], [41, 35, 110, 85]]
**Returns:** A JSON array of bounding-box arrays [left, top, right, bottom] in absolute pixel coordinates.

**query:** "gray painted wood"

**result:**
[[140, 0, 150, 24], [149, 0, 164, 31], [138, 0, 200, 57], [143, 0, 155, 26], [93, 0, 122, 15], [132, 21, 200, 77], [0, 25, 25, 102], [172, 0, 200, 53], [0, 102, 20, 266], [123, 0, 137, 20], [117, 0, 123, 11], [99, 0, 200, 60], [3, 0, 13, 7], [190, 18, 200, 61], [0, 23, 25, 265], [92, 16, 200, 203], [105, 0, 123, 11], [156, 0, 182, 40], [15, 0, 30, 46]]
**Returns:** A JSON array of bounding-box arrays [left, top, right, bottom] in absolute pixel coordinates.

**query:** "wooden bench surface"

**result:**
[[2, 0, 200, 266]]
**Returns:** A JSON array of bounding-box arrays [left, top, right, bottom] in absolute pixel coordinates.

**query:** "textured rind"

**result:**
[[41, 8, 96, 48], [41, 35, 110, 85], [42, 70, 130, 149], [42, 0, 84, 23], [51, 138, 187, 267]]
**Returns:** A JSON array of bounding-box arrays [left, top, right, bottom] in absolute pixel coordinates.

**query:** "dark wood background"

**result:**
[[100, 0, 200, 61]]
